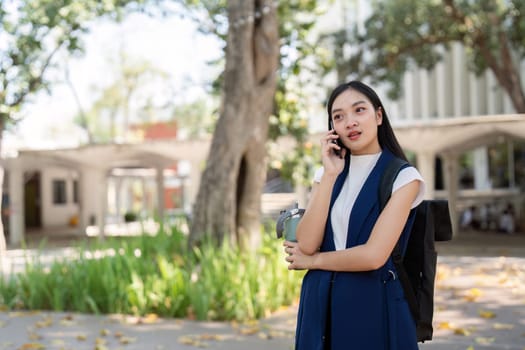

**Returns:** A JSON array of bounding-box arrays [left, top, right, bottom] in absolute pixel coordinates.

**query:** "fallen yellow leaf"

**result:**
[[34, 316, 53, 328], [119, 336, 137, 345], [478, 310, 496, 319], [178, 336, 194, 345], [95, 337, 106, 345], [141, 313, 158, 324], [454, 327, 471, 336], [17, 343, 45, 350], [239, 327, 260, 335], [76, 334, 87, 341], [437, 321, 454, 330], [464, 288, 483, 302]]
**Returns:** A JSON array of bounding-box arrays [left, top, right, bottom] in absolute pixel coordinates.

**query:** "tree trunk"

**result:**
[[487, 30, 525, 113], [189, 0, 279, 249]]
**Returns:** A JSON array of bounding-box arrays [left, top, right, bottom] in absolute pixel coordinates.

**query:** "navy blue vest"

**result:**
[[294, 150, 419, 350]]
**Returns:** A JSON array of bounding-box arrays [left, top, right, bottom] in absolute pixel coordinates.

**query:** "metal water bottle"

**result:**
[[276, 202, 305, 242]]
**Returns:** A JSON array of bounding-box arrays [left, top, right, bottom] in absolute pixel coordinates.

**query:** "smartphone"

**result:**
[[329, 120, 344, 158]]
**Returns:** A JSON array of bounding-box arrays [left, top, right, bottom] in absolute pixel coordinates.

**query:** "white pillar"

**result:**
[[188, 159, 202, 213], [77, 170, 86, 235], [435, 48, 446, 118], [141, 177, 148, 217], [469, 73, 480, 116], [98, 171, 108, 238], [419, 70, 430, 120], [295, 184, 308, 209], [486, 70, 499, 114], [473, 147, 491, 190], [452, 43, 464, 117], [79, 167, 106, 236], [403, 71, 415, 120], [508, 141, 515, 188], [416, 151, 436, 200], [115, 177, 123, 223], [503, 92, 514, 113], [8, 163, 24, 245], [442, 153, 459, 237], [156, 167, 165, 223]]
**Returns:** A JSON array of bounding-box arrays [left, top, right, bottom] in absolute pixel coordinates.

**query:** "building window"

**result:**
[[53, 179, 67, 205]]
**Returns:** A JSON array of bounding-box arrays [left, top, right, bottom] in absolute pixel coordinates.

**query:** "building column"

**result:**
[[507, 141, 515, 188], [403, 71, 415, 120], [452, 42, 465, 117], [98, 171, 108, 238], [442, 152, 459, 237], [79, 167, 107, 236], [187, 159, 202, 213], [486, 70, 499, 114], [419, 70, 430, 120], [8, 162, 24, 245], [469, 73, 480, 115], [115, 177, 123, 223], [416, 151, 436, 200], [156, 166, 165, 226], [295, 183, 308, 209], [473, 147, 491, 190], [435, 48, 446, 118], [77, 170, 86, 235], [141, 177, 149, 218]]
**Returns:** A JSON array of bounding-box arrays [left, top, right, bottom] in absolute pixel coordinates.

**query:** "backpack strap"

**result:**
[[379, 158, 421, 323], [378, 157, 408, 209]]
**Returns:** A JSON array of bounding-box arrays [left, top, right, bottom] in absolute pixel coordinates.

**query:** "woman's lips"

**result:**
[[348, 131, 361, 141]]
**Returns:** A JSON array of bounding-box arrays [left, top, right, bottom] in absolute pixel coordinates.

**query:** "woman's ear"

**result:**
[[376, 107, 383, 125]]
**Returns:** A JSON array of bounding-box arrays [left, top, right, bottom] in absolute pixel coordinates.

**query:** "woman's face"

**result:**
[[330, 88, 382, 155]]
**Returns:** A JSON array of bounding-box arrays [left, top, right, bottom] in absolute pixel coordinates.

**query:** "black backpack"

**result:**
[[379, 157, 453, 343]]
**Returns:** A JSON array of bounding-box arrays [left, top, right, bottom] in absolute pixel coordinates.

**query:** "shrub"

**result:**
[[0, 226, 304, 321]]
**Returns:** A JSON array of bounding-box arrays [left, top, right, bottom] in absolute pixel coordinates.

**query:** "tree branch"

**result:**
[[8, 40, 64, 110]]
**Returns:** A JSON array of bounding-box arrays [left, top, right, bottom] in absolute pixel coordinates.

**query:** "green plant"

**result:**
[[0, 226, 304, 322], [123, 211, 138, 222]]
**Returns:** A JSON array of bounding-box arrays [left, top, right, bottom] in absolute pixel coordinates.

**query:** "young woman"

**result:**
[[284, 81, 425, 349]]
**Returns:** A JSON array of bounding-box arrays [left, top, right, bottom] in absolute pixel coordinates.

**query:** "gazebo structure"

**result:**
[[3, 139, 209, 245]]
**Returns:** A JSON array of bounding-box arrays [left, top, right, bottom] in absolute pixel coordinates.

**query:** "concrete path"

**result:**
[[1, 231, 524, 349]]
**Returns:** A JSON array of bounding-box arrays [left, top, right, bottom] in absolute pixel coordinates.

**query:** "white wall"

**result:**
[[40, 167, 78, 227]]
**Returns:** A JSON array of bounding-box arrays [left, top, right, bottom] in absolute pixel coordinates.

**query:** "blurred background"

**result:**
[[1, 0, 525, 248]]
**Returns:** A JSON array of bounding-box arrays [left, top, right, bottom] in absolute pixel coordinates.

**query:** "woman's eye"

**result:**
[[356, 107, 365, 113], [333, 115, 342, 120]]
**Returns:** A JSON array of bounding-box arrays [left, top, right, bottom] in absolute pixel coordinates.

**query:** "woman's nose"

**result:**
[[345, 116, 358, 127]]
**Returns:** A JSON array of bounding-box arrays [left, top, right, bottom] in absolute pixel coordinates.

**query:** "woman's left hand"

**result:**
[[283, 241, 318, 270]]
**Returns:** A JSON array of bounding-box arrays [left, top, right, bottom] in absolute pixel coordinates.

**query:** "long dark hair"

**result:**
[[326, 80, 408, 161]]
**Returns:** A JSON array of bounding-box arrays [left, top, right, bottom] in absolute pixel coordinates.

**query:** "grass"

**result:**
[[0, 226, 304, 321]]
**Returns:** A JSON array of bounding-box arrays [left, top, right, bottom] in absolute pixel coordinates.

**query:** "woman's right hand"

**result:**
[[321, 130, 346, 176]]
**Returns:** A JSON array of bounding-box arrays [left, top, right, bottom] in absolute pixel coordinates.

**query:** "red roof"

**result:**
[[132, 122, 178, 140]]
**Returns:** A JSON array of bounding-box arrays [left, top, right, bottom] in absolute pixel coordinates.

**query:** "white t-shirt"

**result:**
[[313, 152, 425, 250]]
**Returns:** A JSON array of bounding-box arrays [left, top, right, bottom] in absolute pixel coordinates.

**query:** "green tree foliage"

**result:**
[[321, 0, 525, 112], [0, 0, 156, 126], [72, 51, 172, 143], [183, 0, 331, 186]]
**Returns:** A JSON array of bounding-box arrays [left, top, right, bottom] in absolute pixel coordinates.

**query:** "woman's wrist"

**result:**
[[309, 252, 321, 270]]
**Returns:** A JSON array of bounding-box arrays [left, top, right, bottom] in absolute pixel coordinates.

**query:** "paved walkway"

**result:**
[[1, 231, 524, 349]]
